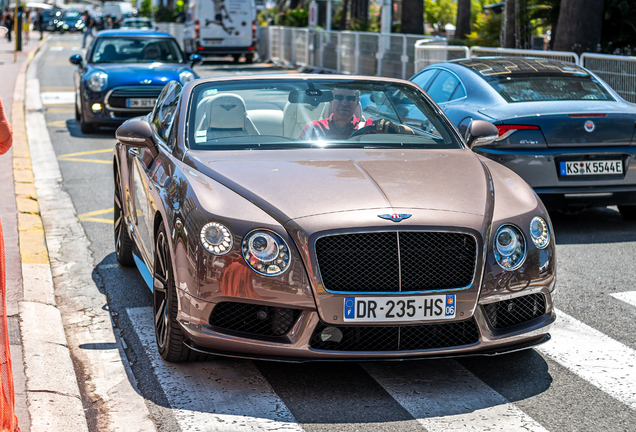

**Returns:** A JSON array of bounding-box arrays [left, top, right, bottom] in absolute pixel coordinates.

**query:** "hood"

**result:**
[[91, 63, 192, 87], [188, 148, 490, 221]]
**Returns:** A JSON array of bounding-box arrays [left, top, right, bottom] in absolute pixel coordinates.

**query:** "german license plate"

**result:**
[[343, 294, 456, 322], [560, 160, 623, 176], [126, 98, 156, 108]]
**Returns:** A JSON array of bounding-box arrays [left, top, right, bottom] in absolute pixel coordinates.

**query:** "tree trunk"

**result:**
[[454, 0, 470, 40], [501, 0, 516, 48], [290, 0, 301, 10], [351, 0, 369, 26], [339, 0, 349, 30], [401, 0, 423, 34], [554, 0, 603, 53]]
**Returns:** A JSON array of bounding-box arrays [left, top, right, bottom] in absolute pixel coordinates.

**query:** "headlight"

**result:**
[[494, 224, 526, 271], [86, 71, 108, 92], [200, 222, 233, 255], [179, 71, 195, 85], [242, 230, 291, 276], [529, 216, 550, 249]]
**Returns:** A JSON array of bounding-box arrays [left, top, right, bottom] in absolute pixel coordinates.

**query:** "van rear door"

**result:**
[[199, 0, 254, 49]]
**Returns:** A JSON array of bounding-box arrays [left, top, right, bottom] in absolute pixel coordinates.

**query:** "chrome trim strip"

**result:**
[[396, 231, 402, 292], [314, 229, 480, 295]]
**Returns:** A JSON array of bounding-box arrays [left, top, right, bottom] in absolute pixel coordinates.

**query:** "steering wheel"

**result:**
[[348, 125, 379, 139]]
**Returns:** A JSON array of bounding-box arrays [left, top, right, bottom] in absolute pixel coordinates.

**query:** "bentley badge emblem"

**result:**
[[220, 104, 237, 111], [378, 214, 412, 222]]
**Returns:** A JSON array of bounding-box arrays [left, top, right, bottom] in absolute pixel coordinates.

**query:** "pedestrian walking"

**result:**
[[3, 10, 13, 42], [81, 10, 93, 48], [22, 9, 30, 45], [36, 9, 43, 40]]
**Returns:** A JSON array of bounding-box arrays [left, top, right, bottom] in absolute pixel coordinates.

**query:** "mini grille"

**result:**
[[315, 232, 477, 293], [483, 293, 546, 329], [310, 318, 479, 351], [209, 302, 301, 337], [107, 86, 164, 108]]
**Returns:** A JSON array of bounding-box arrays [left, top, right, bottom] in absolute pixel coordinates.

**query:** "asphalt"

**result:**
[[0, 31, 87, 432]]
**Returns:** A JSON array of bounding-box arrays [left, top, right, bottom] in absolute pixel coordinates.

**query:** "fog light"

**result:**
[[91, 103, 103, 112], [256, 310, 267, 320], [320, 327, 343, 343]]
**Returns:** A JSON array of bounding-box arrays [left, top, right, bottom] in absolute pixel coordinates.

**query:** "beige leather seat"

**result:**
[[198, 93, 259, 139], [282, 102, 327, 138]]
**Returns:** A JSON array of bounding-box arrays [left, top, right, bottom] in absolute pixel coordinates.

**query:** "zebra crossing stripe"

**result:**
[[609, 291, 636, 307], [363, 361, 548, 432], [127, 307, 303, 432], [538, 309, 636, 410]]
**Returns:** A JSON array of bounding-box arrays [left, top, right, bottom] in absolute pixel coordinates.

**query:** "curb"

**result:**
[[12, 38, 90, 432]]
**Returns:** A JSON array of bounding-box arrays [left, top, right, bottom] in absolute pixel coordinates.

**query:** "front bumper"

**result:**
[[476, 146, 636, 208], [80, 88, 156, 126]]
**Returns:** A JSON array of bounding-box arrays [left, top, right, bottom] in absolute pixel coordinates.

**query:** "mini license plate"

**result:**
[[126, 98, 156, 108], [343, 295, 456, 322], [560, 160, 623, 176]]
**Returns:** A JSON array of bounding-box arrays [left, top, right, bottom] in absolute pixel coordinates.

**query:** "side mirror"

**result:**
[[464, 120, 499, 149], [69, 54, 83, 65], [116, 119, 158, 158], [189, 54, 203, 66]]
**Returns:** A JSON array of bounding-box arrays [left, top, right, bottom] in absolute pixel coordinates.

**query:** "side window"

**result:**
[[426, 70, 460, 104], [411, 69, 438, 91], [151, 81, 182, 146]]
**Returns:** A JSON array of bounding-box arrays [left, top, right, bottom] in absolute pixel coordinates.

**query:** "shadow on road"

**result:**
[[549, 206, 636, 245]]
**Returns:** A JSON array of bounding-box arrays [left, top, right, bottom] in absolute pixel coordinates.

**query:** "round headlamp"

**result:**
[[529, 216, 550, 249], [494, 224, 526, 271], [87, 71, 108, 92], [200, 222, 233, 255], [179, 71, 195, 85], [242, 230, 291, 276]]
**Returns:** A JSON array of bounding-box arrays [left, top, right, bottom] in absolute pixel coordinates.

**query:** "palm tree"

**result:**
[[554, 0, 603, 53], [455, 0, 470, 40], [402, 0, 424, 34]]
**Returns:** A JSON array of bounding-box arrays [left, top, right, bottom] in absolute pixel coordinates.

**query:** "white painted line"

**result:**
[[610, 291, 636, 307], [127, 307, 303, 432], [50, 46, 64, 51], [363, 362, 547, 432], [538, 309, 636, 410], [41, 91, 75, 105]]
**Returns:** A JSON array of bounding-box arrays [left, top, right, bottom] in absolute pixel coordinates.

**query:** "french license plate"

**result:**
[[204, 39, 223, 45], [343, 294, 456, 322], [126, 98, 156, 108], [560, 160, 623, 176]]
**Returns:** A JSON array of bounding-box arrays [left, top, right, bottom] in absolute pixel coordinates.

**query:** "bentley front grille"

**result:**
[[209, 302, 302, 337], [315, 231, 477, 293], [483, 293, 546, 329], [310, 317, 479, 351]]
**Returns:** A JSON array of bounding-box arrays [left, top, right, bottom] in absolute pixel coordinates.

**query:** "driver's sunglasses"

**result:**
[[334, 94, 357, 103]]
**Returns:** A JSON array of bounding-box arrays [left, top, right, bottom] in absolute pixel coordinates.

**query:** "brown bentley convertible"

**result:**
[[113, 75, 556, 362]]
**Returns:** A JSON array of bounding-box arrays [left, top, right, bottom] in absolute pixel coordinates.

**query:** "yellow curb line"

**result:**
[[12, 38, 50, 265]]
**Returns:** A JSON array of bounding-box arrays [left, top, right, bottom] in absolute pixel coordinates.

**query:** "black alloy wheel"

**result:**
[[618, 205, 636, 220], [153, 222, 206, 362], [114, 167, 134, 266]]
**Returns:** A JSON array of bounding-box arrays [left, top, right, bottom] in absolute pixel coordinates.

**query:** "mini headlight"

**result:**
[[529, 216, 550, 249], [179, 71, 195, 84], [86, 71, 108, 92], [494, 224, 526, 271], [200, 222, 233, 255], [242, 230, 291, 276]]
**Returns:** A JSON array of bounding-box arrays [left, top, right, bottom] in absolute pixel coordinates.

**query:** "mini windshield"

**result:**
[[90, 37, 184, 64], [187, 79, 461, 150], [488, 75, 614, 103]]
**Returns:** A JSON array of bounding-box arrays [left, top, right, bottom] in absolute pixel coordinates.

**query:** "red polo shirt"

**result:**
[[299, 114, 373, 140]]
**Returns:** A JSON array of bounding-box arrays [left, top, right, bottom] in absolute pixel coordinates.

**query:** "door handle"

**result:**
[[128, 147, 141, 156]]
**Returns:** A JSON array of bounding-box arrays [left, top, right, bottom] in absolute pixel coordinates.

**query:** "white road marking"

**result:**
[[538, 309, 636, 410], [41, 91, 75, 105], [127, 307, 303, 432], [50, 46, 64, 51], [363, 362, 548, 432], [610, 291, 636, 307]]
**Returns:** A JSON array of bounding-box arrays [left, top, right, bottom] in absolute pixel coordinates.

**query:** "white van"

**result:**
[[102, 1, 134, 20], [183, 0, 256, 63]]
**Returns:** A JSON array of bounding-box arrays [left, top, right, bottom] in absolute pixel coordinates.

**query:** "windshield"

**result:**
[[187, 79, 461, 151], [43, 10, 61, 18], [488, 75, 614, 103], [64, 11, 81, 20], [90, 37, 185, 64]]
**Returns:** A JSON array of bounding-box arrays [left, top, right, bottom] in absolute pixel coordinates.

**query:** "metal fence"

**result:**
[[413, 42, 470, 72], [581, 53, 636, 103]]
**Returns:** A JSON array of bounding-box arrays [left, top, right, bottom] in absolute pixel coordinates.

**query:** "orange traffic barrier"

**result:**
[[0, 221, 19, 432]]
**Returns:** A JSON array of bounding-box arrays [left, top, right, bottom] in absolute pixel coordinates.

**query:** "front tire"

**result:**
[[618, 205, 636, 220], [75, 100, 81, 121], [154, 222, 204, 362]]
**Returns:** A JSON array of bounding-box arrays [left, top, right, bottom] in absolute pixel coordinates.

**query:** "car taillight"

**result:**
[[495, 124, 540, 141], [195, 20, 200, 39]]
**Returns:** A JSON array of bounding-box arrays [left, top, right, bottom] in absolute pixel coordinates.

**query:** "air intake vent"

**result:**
[[483, 293, 546, 329], [209, 302, 302, 337]]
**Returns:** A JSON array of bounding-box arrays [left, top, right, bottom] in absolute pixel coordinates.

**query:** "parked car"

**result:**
[[410, 57, 636, 218], [113, 75, 556, 362], [55, 10, 85, 33], [41, 9, 62, 31], [70, 30, 202, 134], [120, 17, 154, 30]]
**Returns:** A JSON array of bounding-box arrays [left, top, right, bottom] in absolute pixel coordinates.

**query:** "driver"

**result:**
[[143, 43, 161, 61], [299, 88, 413, 140]]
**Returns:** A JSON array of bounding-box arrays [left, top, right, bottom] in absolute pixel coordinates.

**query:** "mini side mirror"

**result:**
[[189, 54, 203, 66], [69, 54, 83, 65], [464, 120, 499, 149], [116, 119, 158, 158]]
